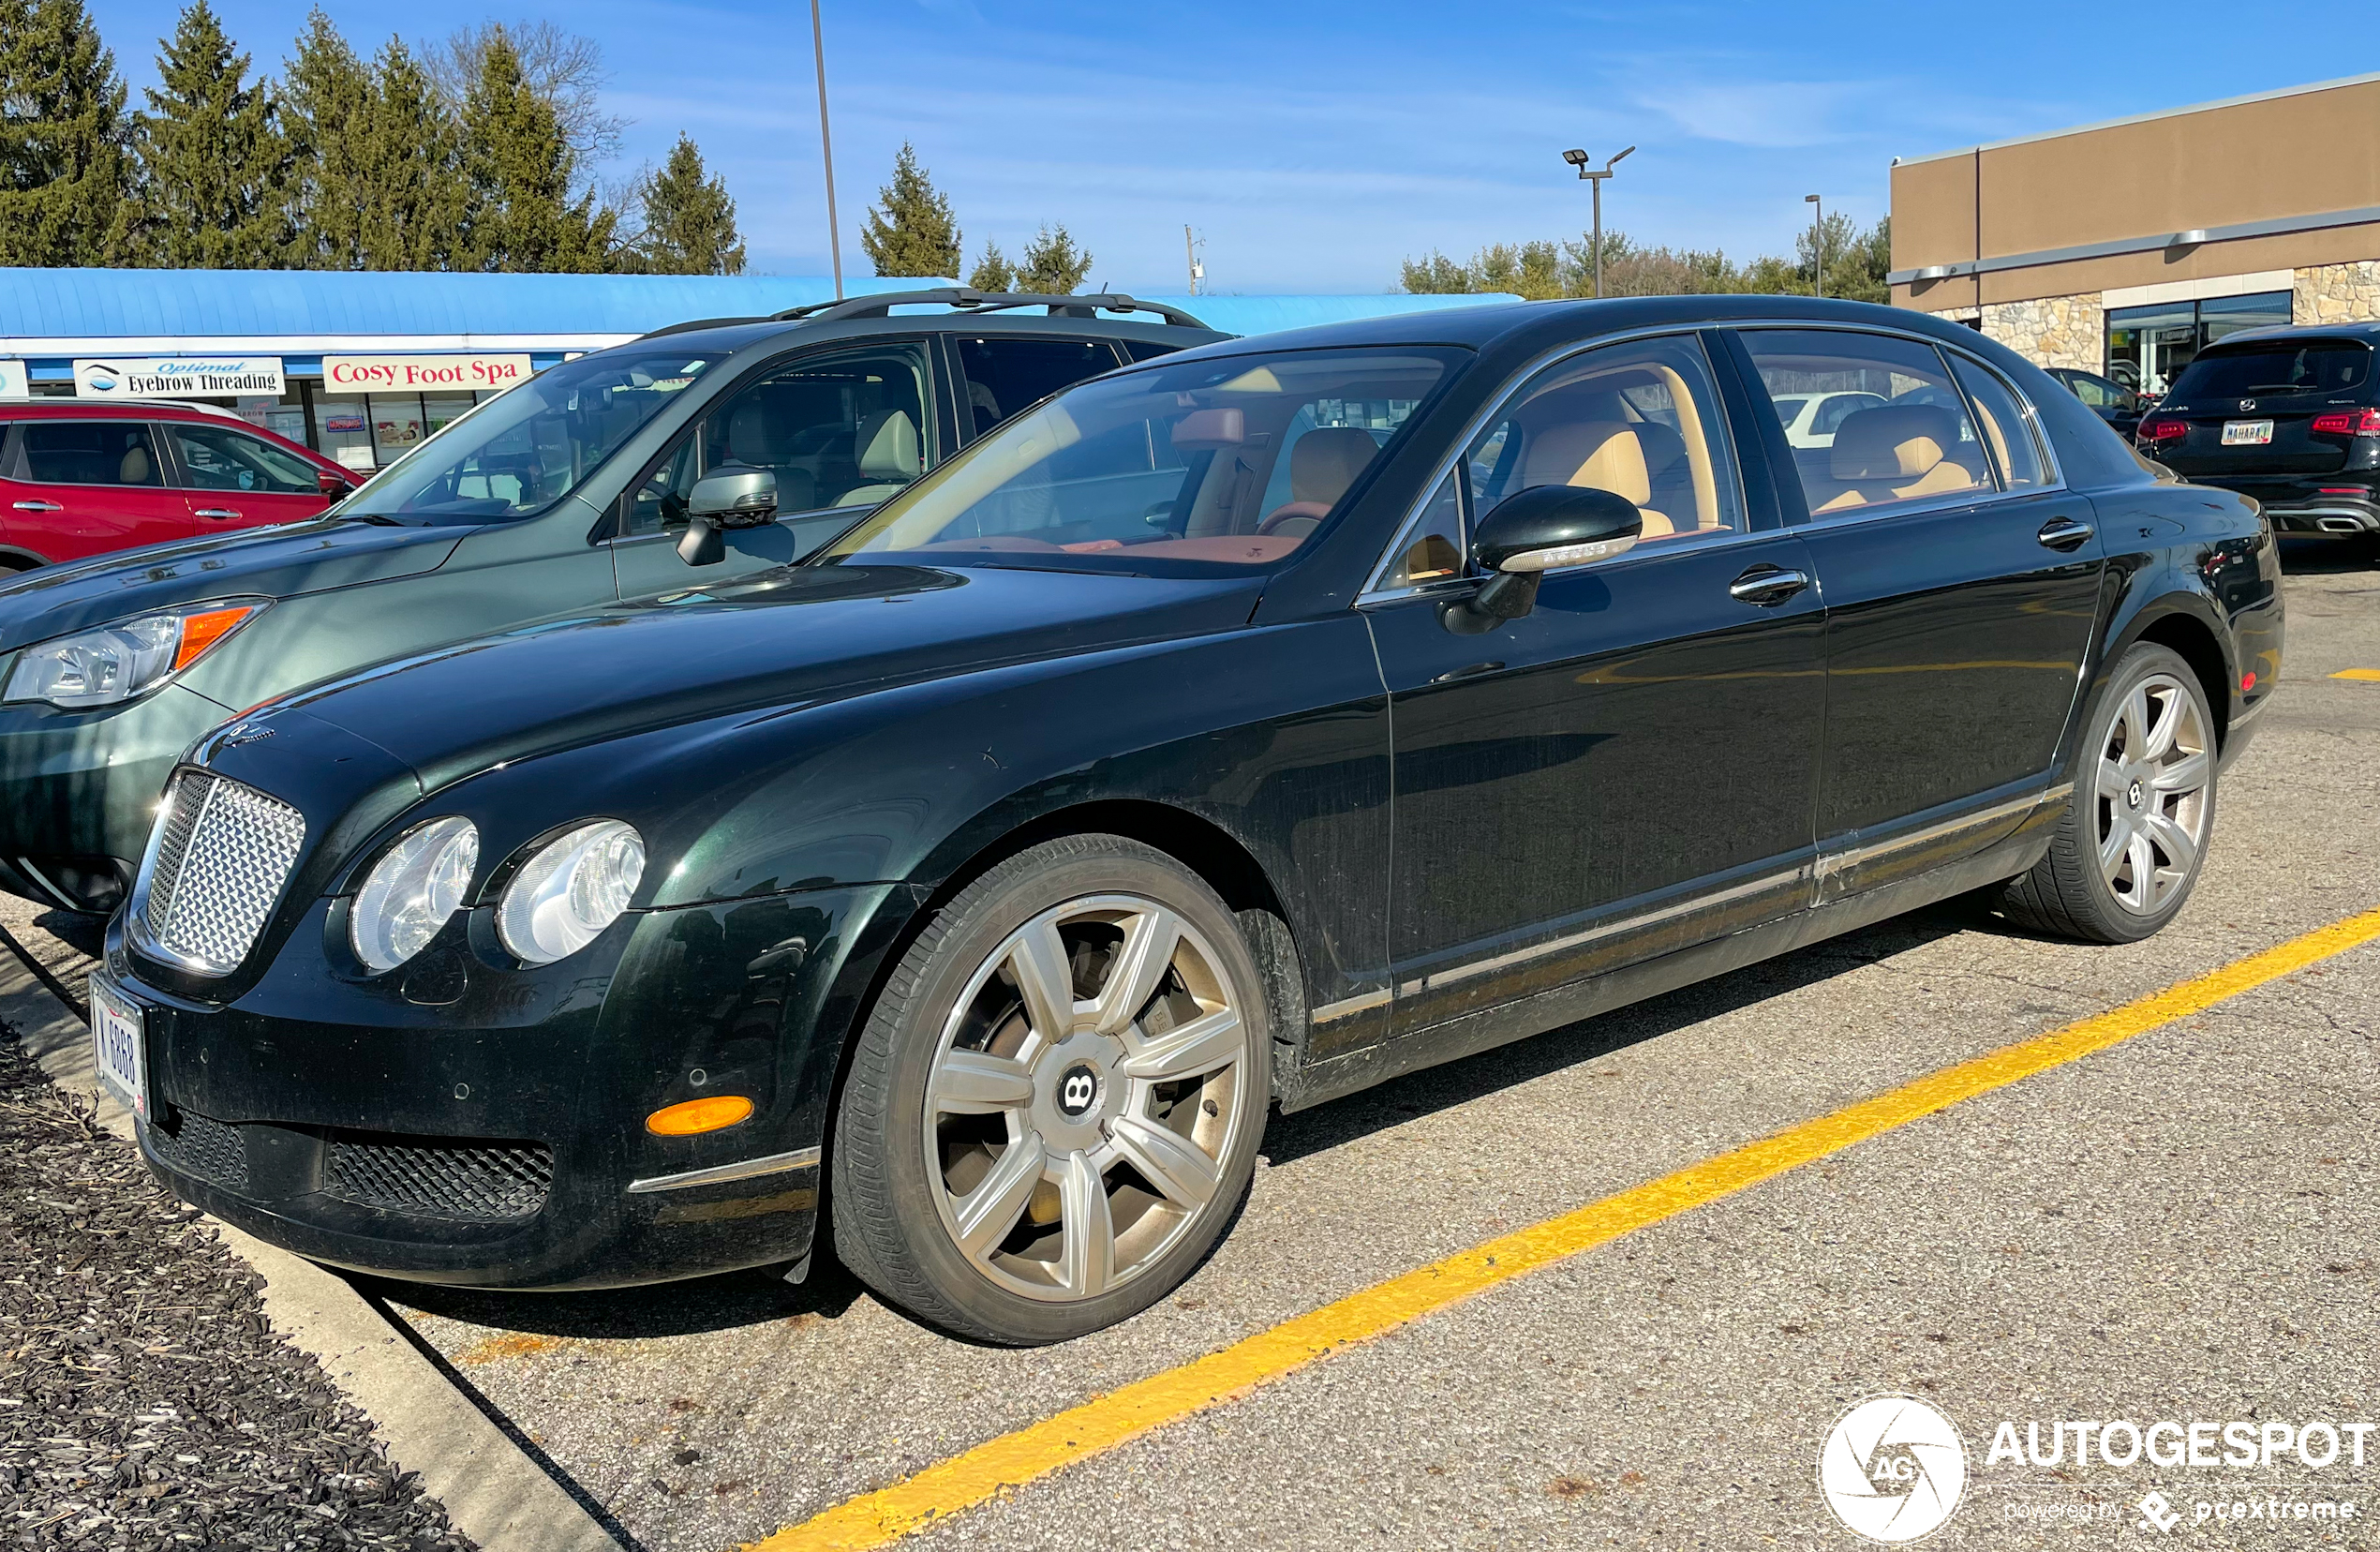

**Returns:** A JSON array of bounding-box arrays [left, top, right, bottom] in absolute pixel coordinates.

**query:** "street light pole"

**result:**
[[1805, 193, 1823, 301], [811, 0, 843, 299], [1563, 146, 1635, 298]]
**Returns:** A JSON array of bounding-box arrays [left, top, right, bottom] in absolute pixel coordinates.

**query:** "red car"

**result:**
[[0, 400, 358, 573]]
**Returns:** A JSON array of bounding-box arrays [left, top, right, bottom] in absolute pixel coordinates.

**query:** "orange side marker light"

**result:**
[[646, 1095, 754, 1135]]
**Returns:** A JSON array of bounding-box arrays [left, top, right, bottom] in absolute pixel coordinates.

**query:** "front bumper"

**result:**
[[0, 684, 230, 912], [112, 882, 898, 1290]]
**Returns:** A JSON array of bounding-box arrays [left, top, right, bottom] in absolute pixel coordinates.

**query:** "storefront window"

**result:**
[[2105, 291, 2291, 396]]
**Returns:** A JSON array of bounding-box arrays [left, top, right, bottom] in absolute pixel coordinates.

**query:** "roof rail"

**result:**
[[638, 315, 767, 340], [766, 287, 1211, 329]]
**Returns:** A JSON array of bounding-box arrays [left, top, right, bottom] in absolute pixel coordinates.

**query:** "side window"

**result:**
[[1376, 469, 1465, 590], [625, 343, 933, 536], [20, 421, 162, 486], [1464, 333, 1748, 545], [168, 423, 320, 494], [1949, 356, 2047, 490], [955, 337, 1122, 437], [1120, 339, 1185, 364], [1741, 330, 1993, 517]]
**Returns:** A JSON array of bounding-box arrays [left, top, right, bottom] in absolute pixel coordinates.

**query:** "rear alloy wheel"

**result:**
[[832, 836, 1270, 1344], [1999, 643, 2216, 943]]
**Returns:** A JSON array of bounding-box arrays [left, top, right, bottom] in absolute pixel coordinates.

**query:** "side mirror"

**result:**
[[1444, 485, 1643, 635], [318, 470, 354, 497], [677, 468, 779, 566]]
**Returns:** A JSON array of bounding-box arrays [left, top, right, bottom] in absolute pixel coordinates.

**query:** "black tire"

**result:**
[[1998, 642, 2218, 944], [831, 834, 1272, 1345]]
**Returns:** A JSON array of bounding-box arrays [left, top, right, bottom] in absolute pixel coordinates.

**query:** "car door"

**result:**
[[609, 338, 943, 598], [3, 418, 196, 560], [160, 419, 335, 532], [1363, 331, 1827, 1042], [1728, 328, 2104, 897]]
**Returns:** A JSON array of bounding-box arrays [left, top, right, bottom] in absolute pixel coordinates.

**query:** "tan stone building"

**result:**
[[1889, 73, 2380, 394]]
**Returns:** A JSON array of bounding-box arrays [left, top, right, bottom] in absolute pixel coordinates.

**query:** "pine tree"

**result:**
[[124, 1, 287, 266], [0, 0, 129, 265], [1017, 222, 1091, 293], [358, 38, 469, 271], [966, 239, 1013, 292], [459, 29, 612, 273], [279, 7, 372, 267], [859, 142, 959, 277], [624, 133, 742, 275]]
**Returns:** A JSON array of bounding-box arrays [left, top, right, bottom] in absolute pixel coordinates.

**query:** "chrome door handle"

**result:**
[[2037, 517, 2094, 551], [193, 507, 243, 520], [1729, 564, 1810, 605], [11, 500, 62, 513]]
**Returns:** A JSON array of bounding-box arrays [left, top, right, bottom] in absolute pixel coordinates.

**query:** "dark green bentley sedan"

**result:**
[[98, 297, 2280, 1345], [0, 291, 1222, 916]]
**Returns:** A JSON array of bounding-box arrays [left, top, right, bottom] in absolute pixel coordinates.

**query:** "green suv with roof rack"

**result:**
[[0, 290, 1227, 916]]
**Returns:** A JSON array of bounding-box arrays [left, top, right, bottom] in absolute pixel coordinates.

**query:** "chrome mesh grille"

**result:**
[[141, 770, 305, 975]]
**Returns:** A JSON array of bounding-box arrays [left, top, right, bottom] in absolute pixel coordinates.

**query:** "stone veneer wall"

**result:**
[[1977, 295, 2104, 370], [2294, 261, 2380, 324]]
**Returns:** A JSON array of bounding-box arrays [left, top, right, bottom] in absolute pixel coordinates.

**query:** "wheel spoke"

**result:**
[[1120, 1006, 1243, 1082], [2149, 750, 2209, 798], [2119, 686, 2152, 755], [1005, 921, 1077, 1043], [2125, 830, 2159, 905], [1109, 1115, 1220, 1208], [931, 1048, 1034, 1114], [2098, 812, 2132, 873], [2095, 758, 2128, 803], [2140, 685, 2186, 760], [2144, 812, 2199, 876], [1090, 906, 1181, 1036], [953, 1132, 1046, 1259], [1059, 1149, 1115, 1299]]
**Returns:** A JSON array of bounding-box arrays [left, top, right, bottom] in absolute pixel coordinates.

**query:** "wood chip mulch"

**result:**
[[0, 1026, 476, 1549]]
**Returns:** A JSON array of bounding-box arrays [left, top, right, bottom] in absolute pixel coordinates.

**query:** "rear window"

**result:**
[[2168, 341, 2371, 400]]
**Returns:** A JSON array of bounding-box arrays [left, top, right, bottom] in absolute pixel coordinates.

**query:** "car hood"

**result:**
[[0, 515, 467, 650], [251, 562, 1269, 794]]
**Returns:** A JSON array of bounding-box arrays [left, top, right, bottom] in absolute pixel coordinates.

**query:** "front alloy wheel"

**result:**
[[833, 835, 1271, 1344]]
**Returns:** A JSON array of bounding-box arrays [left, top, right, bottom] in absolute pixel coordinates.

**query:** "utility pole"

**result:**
[[1805, 193, 1824, 300], [1183, 226, 1205, 295], [1563, 146, 1635, 298], [811, 0, 843, 299]]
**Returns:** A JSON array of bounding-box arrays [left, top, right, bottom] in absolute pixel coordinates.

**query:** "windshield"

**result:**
[[340, 348, 717, 523], [820, 347, 1459, 573], [2168, 341, 2371, 401]]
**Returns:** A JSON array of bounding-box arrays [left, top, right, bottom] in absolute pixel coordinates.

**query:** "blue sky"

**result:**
[[93, 1, 2366, 292]]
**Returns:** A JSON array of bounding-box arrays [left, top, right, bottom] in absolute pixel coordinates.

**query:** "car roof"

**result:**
[[0, 398, 258, 422], [2195, 321, 2380, 348], [631, 287, 1232, 359]]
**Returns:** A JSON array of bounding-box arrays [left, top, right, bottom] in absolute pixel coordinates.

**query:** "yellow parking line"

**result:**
[[2333, 668, 2380, 681], [746, 902, 2380, 1552]]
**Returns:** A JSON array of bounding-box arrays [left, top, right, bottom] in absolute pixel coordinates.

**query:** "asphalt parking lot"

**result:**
[[325, 542, 2377, 1552]]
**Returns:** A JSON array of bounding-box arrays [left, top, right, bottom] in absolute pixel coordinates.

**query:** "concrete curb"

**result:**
[[1, 902, 629, 1552]]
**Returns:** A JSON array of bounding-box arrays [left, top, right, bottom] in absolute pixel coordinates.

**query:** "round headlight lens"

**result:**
[[350, 816, 479, 976], [496, 820, 645, 966]]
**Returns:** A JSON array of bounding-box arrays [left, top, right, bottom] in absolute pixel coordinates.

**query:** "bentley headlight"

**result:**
[[497, 820, 645, 966], [4, 601, 266, 709], [350, 817, 480, 975]]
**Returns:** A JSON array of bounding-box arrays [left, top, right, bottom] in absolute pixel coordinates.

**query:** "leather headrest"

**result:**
[[726, 399, 791, 465], [119, 444, 152, 484], [1288, 427, 1378, 506], [1830, 406, 1956, 480], [1170, 407, 1244, 450], [856, 410, 920, 481], [1523, 421, 1650, 506]]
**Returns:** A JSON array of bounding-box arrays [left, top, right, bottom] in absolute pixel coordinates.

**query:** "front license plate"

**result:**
[[2222, 419, 2274, 446], [90, 974, 148, 1119]]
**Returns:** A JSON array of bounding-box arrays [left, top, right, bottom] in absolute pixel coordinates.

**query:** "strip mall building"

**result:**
[[0, 269, 1487, 472], [1890, 72, 2380, 394]]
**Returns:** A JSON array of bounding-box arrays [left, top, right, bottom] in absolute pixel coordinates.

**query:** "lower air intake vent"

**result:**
[[323, 1131, 554, 1221], [146, 1105, 249, 1191]]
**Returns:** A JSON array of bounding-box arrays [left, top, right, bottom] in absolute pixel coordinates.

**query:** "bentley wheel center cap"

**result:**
[[1055, 1062, 1100, 1119], [2127, 779, 2145, 810]]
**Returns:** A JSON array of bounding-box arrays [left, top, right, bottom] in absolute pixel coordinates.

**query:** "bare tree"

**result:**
[[424, 20, 623, 173]]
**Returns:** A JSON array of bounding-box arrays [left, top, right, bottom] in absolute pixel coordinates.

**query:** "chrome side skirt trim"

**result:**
[[1815, 785, 2064, 885], [1310, 988, 1392, 1025], [626, 1145, 821, 1195]]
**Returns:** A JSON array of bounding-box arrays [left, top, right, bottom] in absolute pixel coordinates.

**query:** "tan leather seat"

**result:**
[[1813, 406, 1982, 513], [1257, 426, 1378, 537], [837, 410, 921, 506], [1518, 420, 1675, 536]]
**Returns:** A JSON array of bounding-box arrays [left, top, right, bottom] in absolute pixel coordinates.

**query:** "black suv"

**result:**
[[2136, 322, 2380, 554]]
